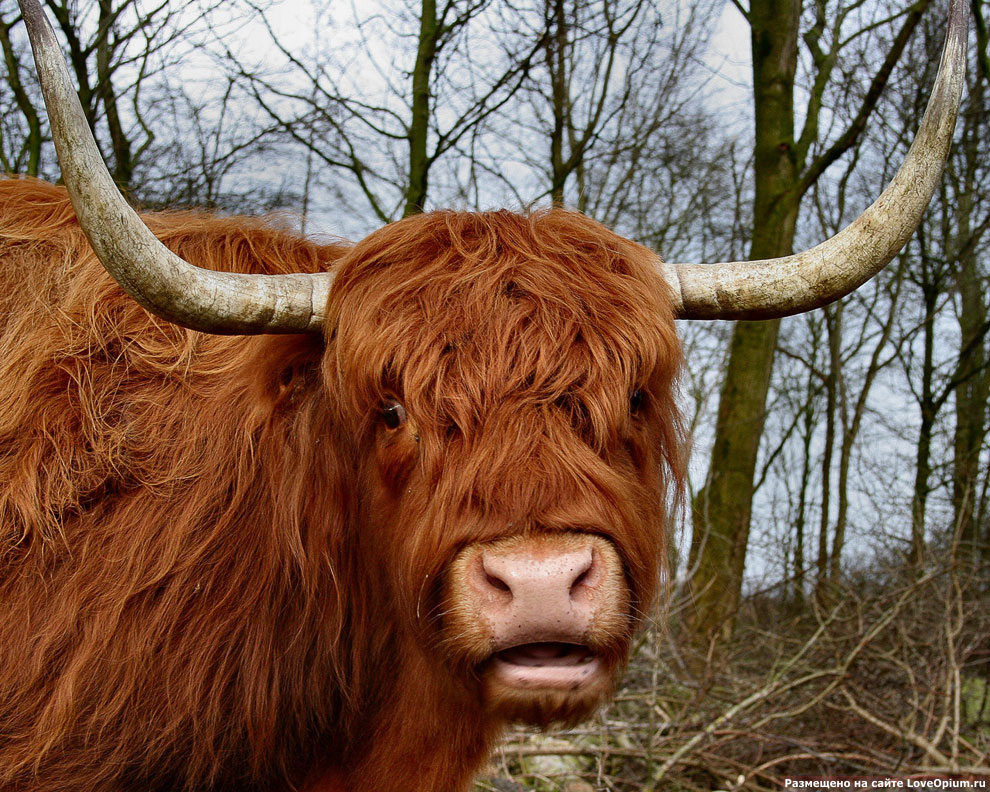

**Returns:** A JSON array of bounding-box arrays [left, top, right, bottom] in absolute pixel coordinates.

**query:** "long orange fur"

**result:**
[[0, 177, 683, 792]]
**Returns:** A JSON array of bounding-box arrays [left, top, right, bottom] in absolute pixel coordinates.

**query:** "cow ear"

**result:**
[[250, 336, 325, 409]]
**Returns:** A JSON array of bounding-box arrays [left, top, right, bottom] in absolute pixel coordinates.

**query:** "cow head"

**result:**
[[323, 210, 681, 724]]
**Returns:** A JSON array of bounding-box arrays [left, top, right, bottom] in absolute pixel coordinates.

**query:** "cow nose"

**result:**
[[469, 537, 617, 647], [480, 546, 594, 606]]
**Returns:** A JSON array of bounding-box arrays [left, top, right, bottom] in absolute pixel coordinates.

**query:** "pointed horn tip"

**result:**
[[17, 0, 56, 47]]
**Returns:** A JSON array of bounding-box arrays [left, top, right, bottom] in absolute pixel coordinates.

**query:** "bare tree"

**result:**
[[0, 0, 221, 195], [219, 0, 542, 224], [688, 0, 938, 645], [479, 0, 728, 241]]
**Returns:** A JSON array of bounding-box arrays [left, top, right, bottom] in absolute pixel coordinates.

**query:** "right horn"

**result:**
[[662, 0, 968, 321]]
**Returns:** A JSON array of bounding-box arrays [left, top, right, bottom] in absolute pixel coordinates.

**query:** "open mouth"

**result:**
[[489, 642, 602, 690]]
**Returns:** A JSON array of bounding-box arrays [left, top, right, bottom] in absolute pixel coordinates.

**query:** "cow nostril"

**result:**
[[567, 549, 596, 597], [484, 571, 512, 594]]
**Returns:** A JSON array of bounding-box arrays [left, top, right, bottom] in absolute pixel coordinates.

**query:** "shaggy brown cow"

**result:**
[[0, 0, 967, 790], [0, 178, 680, 792]]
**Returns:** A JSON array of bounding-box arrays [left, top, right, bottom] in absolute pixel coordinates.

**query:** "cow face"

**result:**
[[324, 209, 682, 726]]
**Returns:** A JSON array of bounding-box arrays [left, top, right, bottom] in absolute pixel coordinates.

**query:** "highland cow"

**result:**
[[0, 177, 681, 792], [0, 0, 967, 790]]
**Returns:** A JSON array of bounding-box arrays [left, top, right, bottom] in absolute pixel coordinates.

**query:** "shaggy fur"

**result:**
[[0, 177, 683, 792]]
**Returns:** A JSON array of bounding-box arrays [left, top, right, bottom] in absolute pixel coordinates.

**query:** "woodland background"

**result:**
[[1, 0, 988, 788]]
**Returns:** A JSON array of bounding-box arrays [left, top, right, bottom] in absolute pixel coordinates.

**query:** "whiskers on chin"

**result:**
[[482, 671, 617, 729]]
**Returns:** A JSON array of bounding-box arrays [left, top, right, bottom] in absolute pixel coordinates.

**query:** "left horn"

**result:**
[[662, 0, 968, 320], [18, 0, 331, 335]]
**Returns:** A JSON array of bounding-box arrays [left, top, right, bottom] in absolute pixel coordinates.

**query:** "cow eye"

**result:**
[[381, 400, 407, 430], [629, 388, 645, 415]]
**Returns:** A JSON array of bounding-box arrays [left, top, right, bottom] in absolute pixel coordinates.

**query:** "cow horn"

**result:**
[[662, 0, 968, 320], [17, 0, 332, 335]]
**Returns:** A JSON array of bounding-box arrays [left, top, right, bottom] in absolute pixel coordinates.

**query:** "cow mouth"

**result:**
[[488, 642, 602, 690]]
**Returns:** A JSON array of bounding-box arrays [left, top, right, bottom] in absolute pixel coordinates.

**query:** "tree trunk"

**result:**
[[816, 305, 838, 600], [689, 0, 929, 643], [910, 280, 938, 568], [96, 0, 133, 193], [546, 0, 568, 207], [688, 0, 800, 644], [404, 0, 439, 217], [951, 67, 989, 564], [793, 355, 818, 612], [0, 9, 43, 175]]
